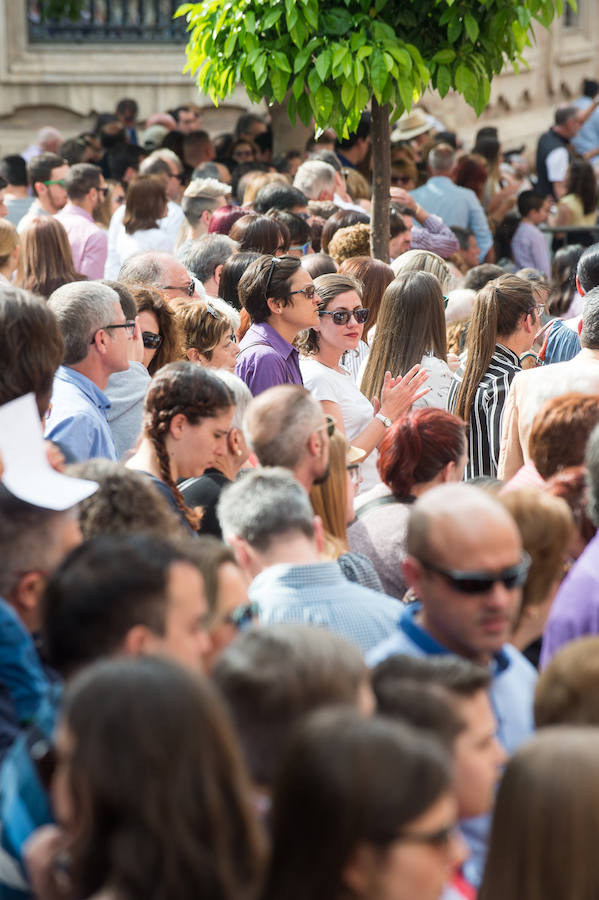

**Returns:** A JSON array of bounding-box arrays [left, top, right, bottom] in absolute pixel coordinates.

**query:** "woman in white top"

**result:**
[[298, 273, 428, 491], [360, 270, 453, 412], [115, 174, 172, 269]]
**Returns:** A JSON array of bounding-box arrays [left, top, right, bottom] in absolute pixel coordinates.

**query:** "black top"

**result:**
[[179, 468, 231, 538], [536, 127, 571, 199]]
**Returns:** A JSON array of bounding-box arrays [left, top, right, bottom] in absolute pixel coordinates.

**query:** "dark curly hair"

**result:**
[[143, 362, 233, 528]]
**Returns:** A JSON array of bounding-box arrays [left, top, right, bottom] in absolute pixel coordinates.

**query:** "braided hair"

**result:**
[[143, 362, 233, 530]]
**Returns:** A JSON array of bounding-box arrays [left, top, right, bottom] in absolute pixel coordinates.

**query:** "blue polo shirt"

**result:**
[[368, 604, 537, 888], [45, 366, 118, 462]]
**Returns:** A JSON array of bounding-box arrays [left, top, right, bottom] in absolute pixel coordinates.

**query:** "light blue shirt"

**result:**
[[411, 176, 493, 261], [45, 365, 118, 462], [250, 561, 402, 654], [572, 96, 599, 161], [367, 603, 537, 888]]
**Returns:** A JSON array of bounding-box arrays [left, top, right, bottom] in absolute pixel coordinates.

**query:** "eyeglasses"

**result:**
[[529, 304, 545, 318], [318, 307, 370, 326], [91, 320, 135, 343], [290, 241, 312, 256], [42, 179, 65, 187], [419, 551, 531, 595], [289, 285, 317, 300], [142, 331, 163, 350], [317, 416, 336, 439], [264, 256, 281, 299], [396, 823, 459, 850], [346, 463, 362, 485], [171, 171, 186, 184], [223, 601, 259, 631], [97, 186, 109, 197], [391, 175, 413, 186], [159, 280, 195, 297]]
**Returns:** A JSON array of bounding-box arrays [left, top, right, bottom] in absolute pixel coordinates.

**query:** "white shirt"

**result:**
[[114, 227, 172, 270], [105, 200, 184, 278], [300, 356, 380, 491], [357, 353, 452, 411]]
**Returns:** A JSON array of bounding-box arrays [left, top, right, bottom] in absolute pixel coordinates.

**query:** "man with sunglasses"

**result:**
[[236, 254, 320, 396], [45, 282, 133, 462], [368, 483, 537, 891], [55, 163, 108, 279], [17, 152, 69, 233]]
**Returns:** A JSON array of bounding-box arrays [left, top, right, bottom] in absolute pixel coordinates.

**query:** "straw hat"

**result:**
[[347, 444, 367, 465], [391, 109, 432, 142]]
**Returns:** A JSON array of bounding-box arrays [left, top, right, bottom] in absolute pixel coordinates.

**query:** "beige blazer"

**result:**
[[498, 349, 599, 480]]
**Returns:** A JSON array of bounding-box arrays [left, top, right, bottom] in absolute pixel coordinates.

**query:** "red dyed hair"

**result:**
[[377, 408, 467, 499], [208, 205, 248, 235]]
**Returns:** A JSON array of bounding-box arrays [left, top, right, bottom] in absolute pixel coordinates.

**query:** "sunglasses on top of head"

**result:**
[[318, 307, 370, 326]]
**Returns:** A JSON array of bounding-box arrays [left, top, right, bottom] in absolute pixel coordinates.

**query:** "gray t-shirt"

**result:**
[[348, 483, 411, 600], [105, 361, 150, 459]]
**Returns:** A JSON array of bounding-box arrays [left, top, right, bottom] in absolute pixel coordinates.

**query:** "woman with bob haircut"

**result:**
[[18, 217, 85, 298], [126, 362, 234, 531], [449, 274, 540, 479], [348, 407, 467, 599], [128, 284, 181, 376], [218, 251, 260, 311], [309, 430, 382, 591], [41, 655, 266, 900], [360, 270, 453, 411], [229, 213, 290, 256], [172, 298, 239, 372], [298, 273, 429, 491], [479, 727, 599, 900], [115, 174, 171, 268], [264, 707, 465, 900]]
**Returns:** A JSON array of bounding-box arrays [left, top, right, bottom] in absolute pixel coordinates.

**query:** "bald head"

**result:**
[[244, 386, 325, 469]]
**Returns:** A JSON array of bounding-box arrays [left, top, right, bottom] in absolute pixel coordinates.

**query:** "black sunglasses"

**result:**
[[419, 552, 531, 595], [318, 307, 370, 326], [397, 823, 458, 849], [142, 331, 163, 350]]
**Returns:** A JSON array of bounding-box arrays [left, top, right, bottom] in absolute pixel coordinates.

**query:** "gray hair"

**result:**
[[586, 424, 599, 526], [182, 179, 230, 227], [293, 160, 337, 200], [580, 287, 599, 350], [217, 467, 314, 550], [179, 234, 236, 283], [140, 148, 181, 174], [118, 250, 168, 286], [47, 281, 119, 365], [212, 370, 252, 431], [243, 385, 324, 470], [428, 143, 456, 174]]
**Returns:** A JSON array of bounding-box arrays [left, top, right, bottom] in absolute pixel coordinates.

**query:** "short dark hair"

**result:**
[[115, 96, 138, 118], [266, 209, 310, 246], [451, 226, 475, 252], [577, 243, 599, 293], [517, 190, 546, 218], [234, 112, 265, 140], [106, 143, 143, 181], [583, 79, 599, 99], [253, 183, 307, 215], [335, 111, 371, 150], [238, 253, 301, 323], [463, 263, 504, 292], [0, 154, 28, 187], [218, 251, 260, 310], [389, 204, 408, 239], [27, 152, 67, 197], [212, 624, 367, 786], [555, 105, 579, 127], [65, 163, 102, 201], [373, 654, 491, 703], [42, 534, 201, 677]]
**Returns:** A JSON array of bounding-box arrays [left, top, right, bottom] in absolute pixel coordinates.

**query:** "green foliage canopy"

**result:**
[[176, 0, 575, 135]]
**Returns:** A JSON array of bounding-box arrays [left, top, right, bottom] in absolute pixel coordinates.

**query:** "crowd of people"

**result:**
[[3, 84, 599, 900]]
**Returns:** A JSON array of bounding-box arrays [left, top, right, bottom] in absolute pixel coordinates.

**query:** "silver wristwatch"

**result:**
[[375, 412, 392, 427]]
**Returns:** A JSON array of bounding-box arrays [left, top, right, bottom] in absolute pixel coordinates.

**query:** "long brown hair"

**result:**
[[338, 256, 394, 342], [143, 362, 233, 529], [453, 274, 534, 422], [295, 273, 363, 356], [123, 174, 167, 234], [19, 217, 85, 298], [309, 430, 350, 558], [361, 271, 447, 402], [128, 284, 181, 375]]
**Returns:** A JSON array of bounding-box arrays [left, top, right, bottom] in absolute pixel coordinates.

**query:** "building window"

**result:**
[[28, 0, 188, 42], [563, 1, 581, 29]]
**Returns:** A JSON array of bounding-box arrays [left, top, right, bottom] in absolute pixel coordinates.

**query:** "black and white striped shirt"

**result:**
[[448, 344, 521, 480]]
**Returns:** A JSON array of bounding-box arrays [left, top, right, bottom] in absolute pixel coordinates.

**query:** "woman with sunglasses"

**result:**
[[114, 174, 171, 270], [360, 271, 454, 412], [264, 707, 465, 900], [127, 362, 234, 533], [298, 274, 429, 491], [128, 284, 181, 376]]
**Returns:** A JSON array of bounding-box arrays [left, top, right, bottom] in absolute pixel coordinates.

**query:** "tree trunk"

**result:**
[[370, 98, 390, 263]]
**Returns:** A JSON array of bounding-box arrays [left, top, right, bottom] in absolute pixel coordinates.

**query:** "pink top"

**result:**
[[500, 460, 545, 493], [55, 203, 107, 279]]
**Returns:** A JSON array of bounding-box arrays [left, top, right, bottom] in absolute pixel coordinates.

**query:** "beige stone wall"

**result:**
[[0, 1, 598, 158]]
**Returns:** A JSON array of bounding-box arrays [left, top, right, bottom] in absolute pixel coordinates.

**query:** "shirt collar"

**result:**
[[494, 343, 521, 366], [61, 202, 94, 223], [246, 322, 298, 361], [56, 365, 111, 411], [399, 603, 510, 673]]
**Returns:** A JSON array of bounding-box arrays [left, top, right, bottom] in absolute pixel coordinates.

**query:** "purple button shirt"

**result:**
[[235, 322, 303, 396], [540, 531, 599, 668]]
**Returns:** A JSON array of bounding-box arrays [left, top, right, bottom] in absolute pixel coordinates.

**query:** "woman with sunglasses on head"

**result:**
[[298, 274, 429, 492], [114, 174, 171, 270], [264, 708, 466, 900], [127, 362, 234, 533], [172, 298, 239, 373], [360, 270, 454, 412]]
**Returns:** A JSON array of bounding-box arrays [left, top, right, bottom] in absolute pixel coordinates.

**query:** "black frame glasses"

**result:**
[[142, 331, 163, 350], [159, 280, 195, 297], [92, 320, 135, 343], [318, 307, 370, 326], [419, 551, 531, 595], [397, 823, 458, 850]]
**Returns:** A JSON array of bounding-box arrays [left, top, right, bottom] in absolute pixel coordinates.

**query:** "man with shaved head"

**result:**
[[368, 483, 537, 890]]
